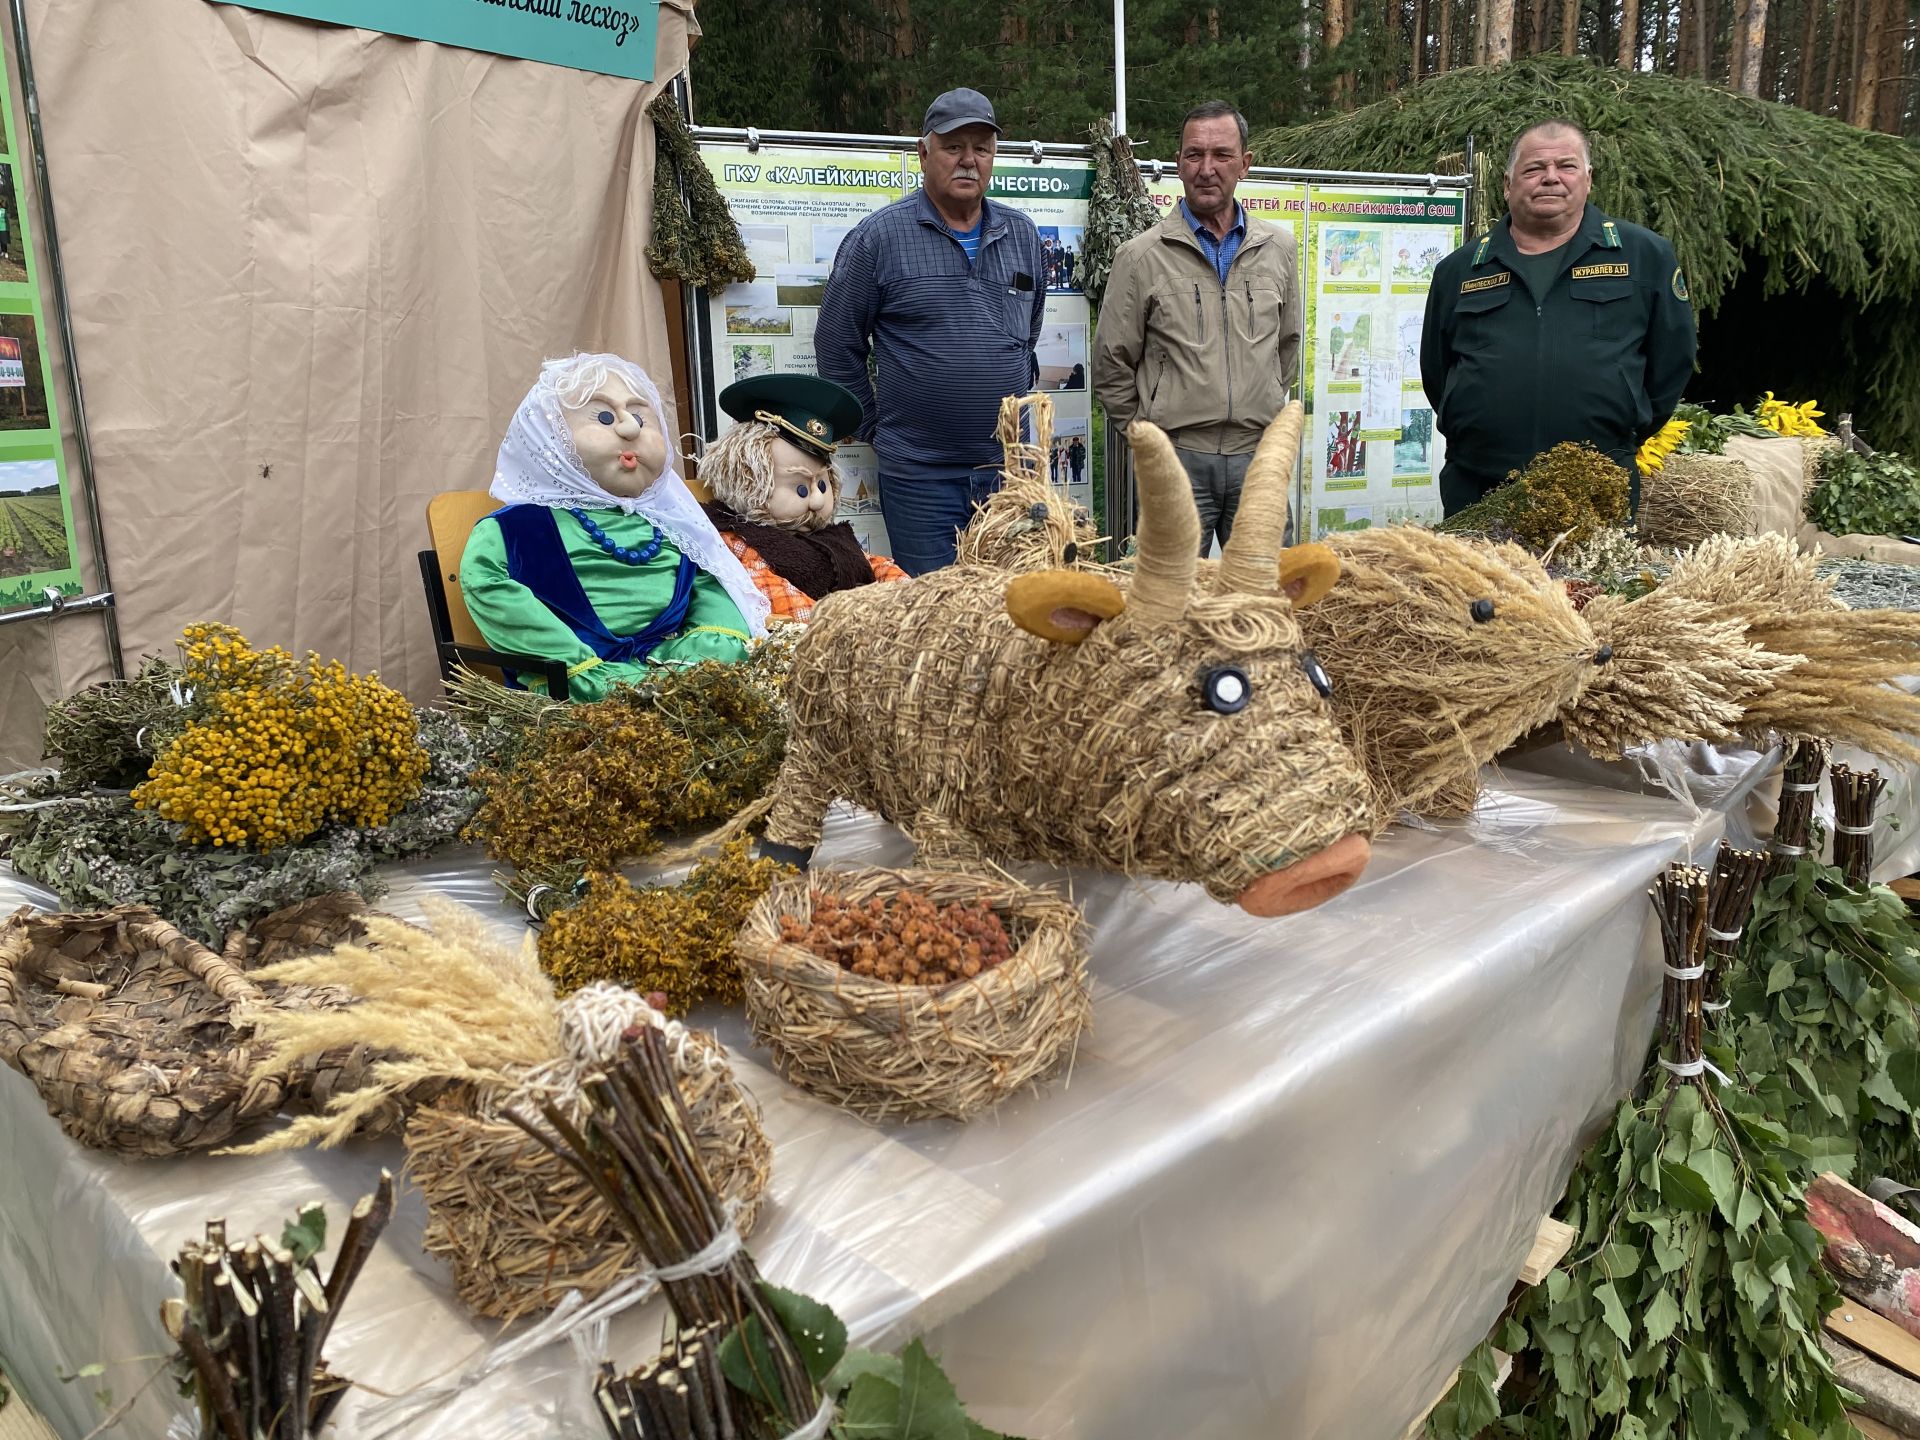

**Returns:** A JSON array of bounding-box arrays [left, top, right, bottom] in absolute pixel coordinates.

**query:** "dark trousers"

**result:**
[[876, 470, 1002, 576]]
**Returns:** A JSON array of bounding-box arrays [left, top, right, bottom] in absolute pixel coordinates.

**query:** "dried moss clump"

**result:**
[[537, 839, 792, 1015], [463, 663, 787, 873], [1438, 441, 1632, 551]]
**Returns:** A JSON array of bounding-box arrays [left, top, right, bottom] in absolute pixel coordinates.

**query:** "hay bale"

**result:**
[[406, 988, 771, 1321], [735, 868, 1091, 1123], [1638, 451, 1758, 546], [0, 898, 374, 1156]]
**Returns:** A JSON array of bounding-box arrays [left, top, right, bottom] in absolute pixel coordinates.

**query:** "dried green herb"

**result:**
[[647, 92, 756, 290]]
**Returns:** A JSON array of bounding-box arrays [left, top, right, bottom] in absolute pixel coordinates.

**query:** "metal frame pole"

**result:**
[[670, 71, 714, 440], [5, 0, 122, 676], [1113, 0, 1128, 138]]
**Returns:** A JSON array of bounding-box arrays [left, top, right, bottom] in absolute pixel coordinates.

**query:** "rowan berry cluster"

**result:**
[[781, 889, 1015, 987]]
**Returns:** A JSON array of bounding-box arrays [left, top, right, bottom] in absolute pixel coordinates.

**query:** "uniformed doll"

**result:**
[[459, 353, 770, 700], [696, 374, 907, 624]]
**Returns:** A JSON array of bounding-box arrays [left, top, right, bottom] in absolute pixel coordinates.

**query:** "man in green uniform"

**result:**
[[1421, 119, 1696, 515]]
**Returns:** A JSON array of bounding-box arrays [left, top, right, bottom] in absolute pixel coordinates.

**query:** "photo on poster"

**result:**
[[1319, 228, 1382, 286], [834, 447, 883, 515], [842, 509, 891, 558], [811, 226, 856, 266], [1036, 323, 1088, 392], [723, 281, 792, 336], [0, 458, 71, 580], [776, 266, 830, 307], [1322, 309, 1373, 387], [1389, 229, 1446, 287], [1314, 503, 1375, 534], [1037, 225, 1085, 293], [0, 313, 49, 430], [1045, 433, 1090, 487], [1394, 408, 1436, 476], [1325, 410, 1368, 479], [741, 224, 791, 272], [730, 343, 777, 384], [0, 164, 24, 285]]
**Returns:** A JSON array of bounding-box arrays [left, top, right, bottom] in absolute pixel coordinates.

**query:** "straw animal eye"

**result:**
[[1470, 599, 1496, 623], [1300, 650, 1333, 699], [1028, 502, 1050, 521], [1199, 665, 1251, 714]]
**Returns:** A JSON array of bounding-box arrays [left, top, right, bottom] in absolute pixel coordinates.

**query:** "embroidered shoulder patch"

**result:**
[[1601, 220, 1621, 248], [1571, 262, 1630, 279], [1461, 271, 1511, 294], [1672, 267, 1690, 300]]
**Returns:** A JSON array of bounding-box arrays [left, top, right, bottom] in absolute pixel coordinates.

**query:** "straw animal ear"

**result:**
[[1216, 401, 1306, 595], [1277, 542, 1340, 609], [1006, 571, 1127, 645], [1125, 420, 1201, 624]]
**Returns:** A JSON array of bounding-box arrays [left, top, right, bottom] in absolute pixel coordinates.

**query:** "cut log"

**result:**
[[1825, 1335, 1920, 1436], [1853, 1408, 1915, 1439], [1809, 1172, 1920, 1341]]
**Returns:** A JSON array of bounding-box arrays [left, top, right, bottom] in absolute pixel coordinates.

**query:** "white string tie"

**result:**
[[1835, 822, 1876, 835], [1770, 841, 1808, 857], [780, 1394, 839, 1440], [1660, 1055, 1731, 1085], [1664, 962, 1707, 980], [1782, 780, 1819, 792], [1706, 925, 1743, 943]]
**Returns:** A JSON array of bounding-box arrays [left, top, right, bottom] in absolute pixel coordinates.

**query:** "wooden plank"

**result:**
[[0, 1373, 62, 1440], [1848, 1412, 1909, 1440], [1518, 1216, 1578, 1285], [1889, 877, 1920, 903], [1829, 1303, 1920, 1383]]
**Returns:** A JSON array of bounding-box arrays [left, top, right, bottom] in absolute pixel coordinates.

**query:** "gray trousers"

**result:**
[[1172, 445, 1296, 556]]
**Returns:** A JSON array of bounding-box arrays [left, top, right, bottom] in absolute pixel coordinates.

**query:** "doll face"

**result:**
[[763, 435, 836, 531], [564, 378, 668, 499]]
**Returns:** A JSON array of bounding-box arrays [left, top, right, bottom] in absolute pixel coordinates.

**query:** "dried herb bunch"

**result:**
[[646, 92, 755, 290], [40, 660, 188, 788], [4, 711, 481, 947], [164, 1174, 394, 1440], [131, 624, 429, 851], [461, 661, 787, 872], [1437, 441, 1632, 551], [538, 839, 792, 1013]]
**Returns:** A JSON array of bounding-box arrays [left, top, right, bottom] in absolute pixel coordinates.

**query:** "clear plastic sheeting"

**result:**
[[0, 752, 1817, 1439]]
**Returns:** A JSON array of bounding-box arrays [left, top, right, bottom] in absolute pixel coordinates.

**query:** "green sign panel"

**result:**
[[207, 0, 660, 82]]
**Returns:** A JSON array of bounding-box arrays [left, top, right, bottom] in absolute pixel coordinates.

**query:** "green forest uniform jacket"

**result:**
[[1092, 208, 1303, 456], [1421, 203, 1696, 514]]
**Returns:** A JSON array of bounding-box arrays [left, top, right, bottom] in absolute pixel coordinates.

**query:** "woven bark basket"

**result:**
[[0, 894, 379, 1157], [403, 997, 773, 1322], [735, 867, 1093, 1123]]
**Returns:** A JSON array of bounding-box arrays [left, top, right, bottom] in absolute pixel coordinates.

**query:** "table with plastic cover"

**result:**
[[0, 749, 1788, 1440]]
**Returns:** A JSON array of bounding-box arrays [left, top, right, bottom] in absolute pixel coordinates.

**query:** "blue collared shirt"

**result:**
[[1180, 199, 1246, 286]]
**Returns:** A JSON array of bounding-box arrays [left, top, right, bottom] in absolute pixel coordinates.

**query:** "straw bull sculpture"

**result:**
[[759, 404, 1379, 917]]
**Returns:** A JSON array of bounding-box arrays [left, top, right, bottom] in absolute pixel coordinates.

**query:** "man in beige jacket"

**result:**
[[1093, 100, 1304, 551]]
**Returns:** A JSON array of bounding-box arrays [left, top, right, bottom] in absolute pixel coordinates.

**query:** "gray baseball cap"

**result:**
[[923, 87, 1001, 136]]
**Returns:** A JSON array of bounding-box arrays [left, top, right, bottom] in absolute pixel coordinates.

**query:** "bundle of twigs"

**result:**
[[163, 1172, 393, 1440], [1651, 864, 1711, 1076], [1702, 844, 1768, 1016], [1830, 763, 1888, 888], [1769, 738, 1831, 877], [510, 1025, 825, 1440]]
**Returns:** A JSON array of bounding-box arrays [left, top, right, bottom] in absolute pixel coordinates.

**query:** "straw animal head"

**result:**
[[991, 406, 1376, 914], [1301, 527, 1609, 820], [956, 392, 1097, 572]]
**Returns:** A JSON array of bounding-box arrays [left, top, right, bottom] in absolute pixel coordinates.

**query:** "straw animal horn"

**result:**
[[1216, 402, 1305, 596], [1125, 420, 1201, 625]]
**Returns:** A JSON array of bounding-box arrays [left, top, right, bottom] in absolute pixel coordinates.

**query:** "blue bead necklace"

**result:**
[[569, 508, 665, 565]]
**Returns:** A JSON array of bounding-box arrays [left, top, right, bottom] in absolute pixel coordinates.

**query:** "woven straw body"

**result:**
[[735, 868, 1091, 1122], [0, 897, 375, 1157], [405, 1011, 771, 1321]]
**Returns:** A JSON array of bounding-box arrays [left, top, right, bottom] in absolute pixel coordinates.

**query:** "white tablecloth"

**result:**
[[0, 753, 1787, 1440]]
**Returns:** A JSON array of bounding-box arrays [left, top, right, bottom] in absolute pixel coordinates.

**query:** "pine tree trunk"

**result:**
[[1873, 0, 1905, 129], [1656, 0, 1671, 68], [1328, 0, 1351, 106], [1560, 0, 1580, 53], [1796, 0, 1822, 103], [1698, 0, 1715, 77], [1823, 0, 1849, 110], [1677, 0, 1697, 72], [1488, 0, 1516, 59], [1728, 0, 1750, 84], [1619, 0, 1642, 64], [1735, 0, 1767, 89], [1438, 0, 1455, 70], [1414, 0, 1431, 78], [1530, 0, 1551, 50], [1759, 0, 1780, 96], [1836, 0, 1862, 115]]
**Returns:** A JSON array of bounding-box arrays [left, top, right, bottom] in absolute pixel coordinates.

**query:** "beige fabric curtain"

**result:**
[[0, 0, 691, 766]]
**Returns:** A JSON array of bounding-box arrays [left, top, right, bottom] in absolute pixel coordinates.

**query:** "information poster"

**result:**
[[698, 145, 1094, 556], [0, 60, 81, 614], [1300, 187, 1463, 536]]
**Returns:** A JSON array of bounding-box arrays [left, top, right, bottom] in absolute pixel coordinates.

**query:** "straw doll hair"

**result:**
[[693, 421, 842, 520]]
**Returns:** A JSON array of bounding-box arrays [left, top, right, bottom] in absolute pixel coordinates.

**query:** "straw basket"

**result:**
[[404, 994, 772, 1322], [0, 896, 375, 1157], [735, 868, 1092, 1123]]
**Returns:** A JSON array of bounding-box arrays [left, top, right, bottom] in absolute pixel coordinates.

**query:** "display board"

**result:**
[[695, 138, 1460, 549], [697, 143, 1093, 557], [0, 59, 80, 615]]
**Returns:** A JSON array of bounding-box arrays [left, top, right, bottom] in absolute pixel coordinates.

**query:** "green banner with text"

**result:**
[[206, 0, 659, 81]]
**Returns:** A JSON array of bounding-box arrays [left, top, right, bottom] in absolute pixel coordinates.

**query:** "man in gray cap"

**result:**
[[815, 88, 1046, 574]]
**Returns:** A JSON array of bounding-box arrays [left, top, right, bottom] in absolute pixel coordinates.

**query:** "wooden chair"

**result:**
[[419, 492, 571, 700]]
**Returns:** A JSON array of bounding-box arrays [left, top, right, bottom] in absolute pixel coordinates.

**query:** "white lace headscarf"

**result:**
[[491, 353, 770, 637]]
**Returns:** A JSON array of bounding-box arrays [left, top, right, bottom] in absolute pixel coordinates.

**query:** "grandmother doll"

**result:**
[[459, 352, 770, 701], [697, 374, 906, 623]]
